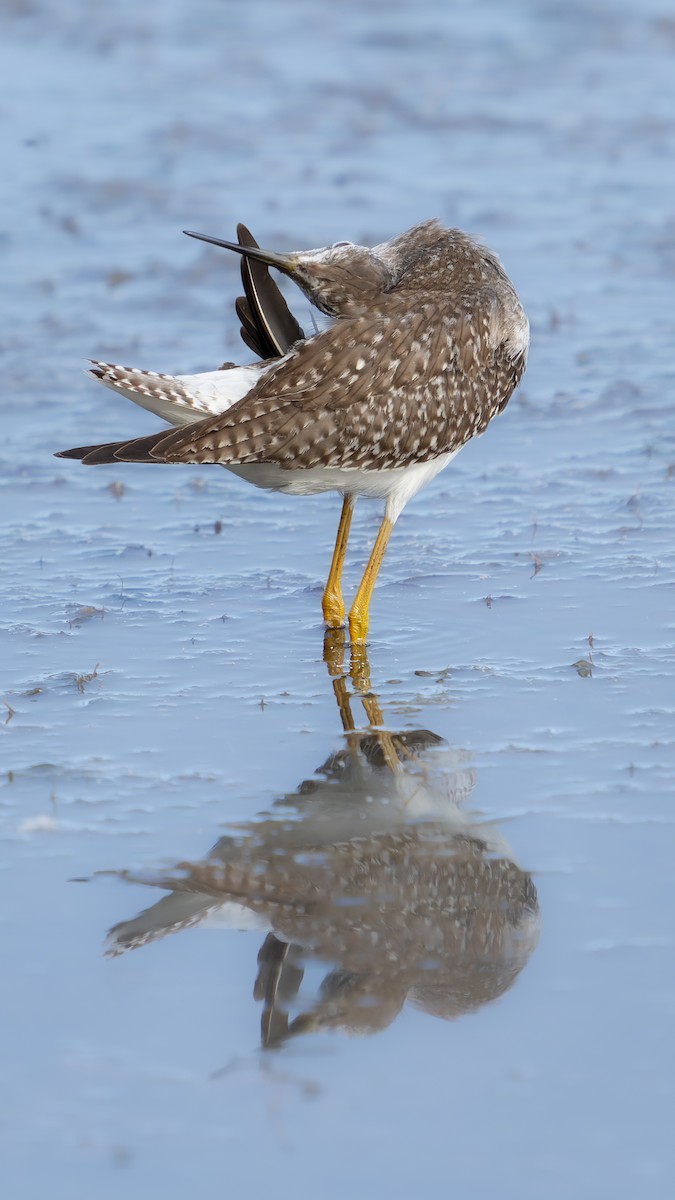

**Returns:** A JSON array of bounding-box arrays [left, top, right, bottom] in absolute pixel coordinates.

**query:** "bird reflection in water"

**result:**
[[106, 635, 539, 1046]]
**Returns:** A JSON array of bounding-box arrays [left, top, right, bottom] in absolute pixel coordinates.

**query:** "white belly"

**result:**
[[226, 450, 457, 522]]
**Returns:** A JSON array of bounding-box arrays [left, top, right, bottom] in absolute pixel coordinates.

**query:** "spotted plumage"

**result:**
[[57, 219, 529, 642], [103, 704, 539, 1040]]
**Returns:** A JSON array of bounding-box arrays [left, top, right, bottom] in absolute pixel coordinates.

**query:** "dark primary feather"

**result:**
[[235, 222, 304, 358], [254, 934, 305, 1047], [55, 434, 173, 465], [55, 442, 123, 462]]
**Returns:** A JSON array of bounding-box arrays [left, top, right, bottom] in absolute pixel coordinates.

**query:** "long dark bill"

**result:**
[[183, 229, 297, 274]]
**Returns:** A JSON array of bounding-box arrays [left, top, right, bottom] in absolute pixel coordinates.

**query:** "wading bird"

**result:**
[[57, 221, 528, 643]]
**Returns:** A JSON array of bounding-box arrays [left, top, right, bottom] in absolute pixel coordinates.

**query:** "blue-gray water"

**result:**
[[1, 1, 674, 1196]]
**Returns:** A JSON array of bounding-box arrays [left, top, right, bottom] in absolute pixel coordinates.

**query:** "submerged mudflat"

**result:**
[[1, 1, 674, 1197]]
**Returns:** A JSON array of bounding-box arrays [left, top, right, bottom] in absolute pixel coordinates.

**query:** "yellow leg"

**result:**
[[323, 624, 400, 775], [323, 628, 357, 732], [323, 626, 347, 678], [348, 516, 394, 646], [361, 691, 386, 729], [322, 495, 354, 628]]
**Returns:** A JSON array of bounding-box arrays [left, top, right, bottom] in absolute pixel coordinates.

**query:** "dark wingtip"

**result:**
[[82, 444, 129, 465], [56, 442, 125, 465], [55, 445, 98, 461], [236, 222, 258, 248], [111, 432, 168, 463], [55, 433, 171, 465]]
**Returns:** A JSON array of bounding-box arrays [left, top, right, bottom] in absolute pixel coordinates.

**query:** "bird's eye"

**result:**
[[332, 240, 354, 249]]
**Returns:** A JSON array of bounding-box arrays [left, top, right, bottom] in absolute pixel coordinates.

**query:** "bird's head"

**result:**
[[185, 224, 396, 317], [183, 219, 451, 318]]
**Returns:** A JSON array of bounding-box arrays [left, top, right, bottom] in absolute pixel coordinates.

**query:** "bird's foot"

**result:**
[[348, 606, 369, 647], [322, 590, 345, 629]]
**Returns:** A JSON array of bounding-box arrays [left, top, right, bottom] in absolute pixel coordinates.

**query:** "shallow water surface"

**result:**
[[1, 1, 674, 1197]]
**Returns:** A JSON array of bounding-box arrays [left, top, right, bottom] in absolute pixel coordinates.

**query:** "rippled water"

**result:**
[[1, 0, 674, 1196]]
